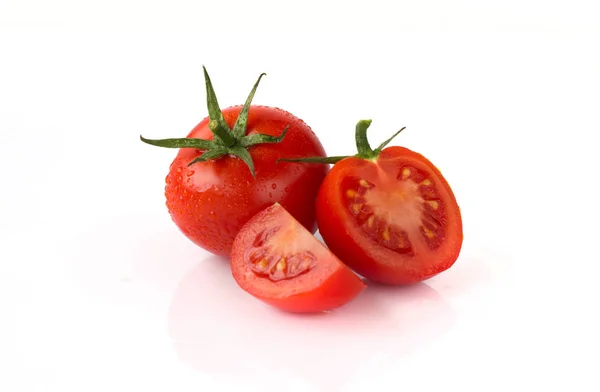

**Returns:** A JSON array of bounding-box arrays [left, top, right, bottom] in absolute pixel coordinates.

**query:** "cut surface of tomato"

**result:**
[[316, 145, 463, 285], [230, 203, 366, 313]]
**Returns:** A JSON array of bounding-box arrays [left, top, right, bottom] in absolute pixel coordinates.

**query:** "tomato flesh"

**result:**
[[316, 146, 463, 285], [231, 203, 366, 313]]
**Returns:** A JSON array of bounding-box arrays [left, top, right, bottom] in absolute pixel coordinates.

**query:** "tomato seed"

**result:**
[[401, 168, 411, 179], [276, 258, 286, 271], [426, 200, 439, 210], [257, 259, 268, 269], [367, 215, 375, 228], [382, 227, 390, 241], [422, 226, 435, 239]]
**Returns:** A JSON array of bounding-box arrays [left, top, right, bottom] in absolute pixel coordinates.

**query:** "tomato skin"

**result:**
[[316, 146, 463, 285], [230, 203, 366, 313], [165, 105, 327, 257]]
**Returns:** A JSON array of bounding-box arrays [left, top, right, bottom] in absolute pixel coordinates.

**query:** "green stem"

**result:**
[[277, 119, 407, 166], [355, 119, 376, 159]]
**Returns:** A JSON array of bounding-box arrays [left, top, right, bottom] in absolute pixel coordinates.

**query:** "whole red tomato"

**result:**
[[285, 120, 463, 285], [141, 68, 327, 257]]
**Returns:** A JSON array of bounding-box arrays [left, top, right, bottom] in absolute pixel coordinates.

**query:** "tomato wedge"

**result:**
[[285, 120, 463, 285], [230, 203, 366, 313]]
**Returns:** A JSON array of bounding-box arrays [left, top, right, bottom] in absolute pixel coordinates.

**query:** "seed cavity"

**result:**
[[398, 236, 406, 248], [247, 250, 317, 281]]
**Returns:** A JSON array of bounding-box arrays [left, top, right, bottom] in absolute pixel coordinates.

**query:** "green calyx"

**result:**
[[279, 119, 406, 165], [140, 66, 289, 177]]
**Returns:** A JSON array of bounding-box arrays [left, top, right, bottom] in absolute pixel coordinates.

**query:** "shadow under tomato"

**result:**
[[168, 256, 457, 391]]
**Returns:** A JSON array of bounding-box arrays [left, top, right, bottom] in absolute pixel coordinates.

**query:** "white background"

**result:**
[[2, 1, 599, 391]]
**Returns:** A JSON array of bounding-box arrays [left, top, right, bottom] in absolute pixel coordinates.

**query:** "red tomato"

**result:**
[[230, 203, 366, 313], [164, 105, 327, 256], [141, 68, 327, 257], [316, 145, 463, 285]]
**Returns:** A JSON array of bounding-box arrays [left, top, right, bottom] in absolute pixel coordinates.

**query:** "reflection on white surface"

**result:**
[[168, 256, 456, 391]]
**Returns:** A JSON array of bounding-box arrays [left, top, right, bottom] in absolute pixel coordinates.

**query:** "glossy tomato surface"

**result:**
[[316, 146, 463, 285], [165, 105, 327, 257], [230, 203, 366, 313]]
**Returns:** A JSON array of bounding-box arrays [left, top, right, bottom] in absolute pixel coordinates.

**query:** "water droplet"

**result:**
[[186, 170, 195, 177], [271, 183, 277, 190], [176, 167, 182, 173], [284, 187, 290, 193], [177, 176, 183, 182], [268, 192, 272, 198]]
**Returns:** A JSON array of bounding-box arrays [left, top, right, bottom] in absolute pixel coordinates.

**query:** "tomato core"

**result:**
[[343, 163, 447, 256]]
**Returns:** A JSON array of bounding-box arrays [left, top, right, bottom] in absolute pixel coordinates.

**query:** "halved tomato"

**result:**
[[284, 120, 463, 285], [316, 146, 463, 285], [230, 203, 366, 313]]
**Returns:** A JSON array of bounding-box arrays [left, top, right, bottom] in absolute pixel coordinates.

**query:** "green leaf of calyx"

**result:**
[[240, 125, 289, 147], [228, 144, 256, 177], [187, 146, 228, 166], [373, 127, 406, 155], [277, 155, 348, 164], [203, 66, 236, 147], [139, 135, 216, 150], [231, 73, 267, 140]]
